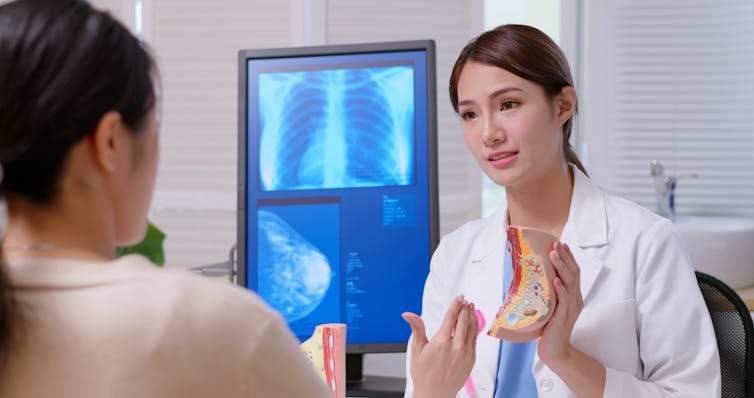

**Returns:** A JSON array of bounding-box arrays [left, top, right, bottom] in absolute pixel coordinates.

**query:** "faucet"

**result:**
[[650, 160, 698, 221]]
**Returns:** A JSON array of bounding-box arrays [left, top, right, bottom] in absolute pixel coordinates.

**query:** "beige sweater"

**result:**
[[1, 254, 330, 398]]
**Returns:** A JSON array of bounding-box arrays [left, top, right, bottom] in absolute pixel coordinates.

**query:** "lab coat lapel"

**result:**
[[461, 168, 610, 393], [559, 167, 608, 301], [463, 208, 506, 396]]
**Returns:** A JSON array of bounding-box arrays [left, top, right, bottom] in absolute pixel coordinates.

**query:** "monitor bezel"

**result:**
[[236, 39, 439, 354]]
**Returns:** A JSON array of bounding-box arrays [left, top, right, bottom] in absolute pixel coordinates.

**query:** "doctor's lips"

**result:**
[[487, 151, 518, 168]]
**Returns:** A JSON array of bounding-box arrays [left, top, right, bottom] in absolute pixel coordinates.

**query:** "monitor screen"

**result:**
[[237, 40, 438, 355]]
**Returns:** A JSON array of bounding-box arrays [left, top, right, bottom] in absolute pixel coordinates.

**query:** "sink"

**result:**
[[673, 216, 754, 289]]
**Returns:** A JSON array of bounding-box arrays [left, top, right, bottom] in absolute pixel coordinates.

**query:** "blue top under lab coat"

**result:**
[[493, 246, 538, 398]]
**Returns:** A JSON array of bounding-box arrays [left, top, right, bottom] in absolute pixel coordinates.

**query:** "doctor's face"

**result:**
[[456, 61, 568, 189]]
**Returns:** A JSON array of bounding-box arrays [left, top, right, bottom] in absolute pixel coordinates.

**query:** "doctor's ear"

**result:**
[[555, 86, 577, 124]]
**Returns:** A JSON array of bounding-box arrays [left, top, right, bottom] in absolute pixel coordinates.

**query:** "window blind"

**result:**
[[144, 0, 295, 268], [583, 0, 754, 217]]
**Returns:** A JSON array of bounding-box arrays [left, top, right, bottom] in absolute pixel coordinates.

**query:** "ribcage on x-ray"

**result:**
[[258, 66, 415, 191]]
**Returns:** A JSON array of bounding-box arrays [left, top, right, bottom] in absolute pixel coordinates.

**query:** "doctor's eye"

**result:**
[[460, 110, 477, 121], [500, 101, 519, 111]]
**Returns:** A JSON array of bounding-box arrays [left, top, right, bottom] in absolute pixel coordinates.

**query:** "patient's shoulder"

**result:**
[[114, 254, 279, 327]]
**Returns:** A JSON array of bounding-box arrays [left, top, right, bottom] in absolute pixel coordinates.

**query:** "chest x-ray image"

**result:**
[[258, 65, 415, 191]]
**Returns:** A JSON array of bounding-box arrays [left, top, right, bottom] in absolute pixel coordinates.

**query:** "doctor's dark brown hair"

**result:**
[[449, 24, 587, 176], [0, 0, 156, 366]]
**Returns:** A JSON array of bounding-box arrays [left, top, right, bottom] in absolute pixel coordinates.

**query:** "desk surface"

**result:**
[[347, 375, 405, 398]]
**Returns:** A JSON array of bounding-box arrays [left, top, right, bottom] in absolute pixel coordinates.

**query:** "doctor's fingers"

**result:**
[[550, 242, 580, 291], [451, 302, 472, 348], [561, 243, 584, 308], [456, 302, 479, 350], [553, 242, 580, 277], [402, 312, 428, 358], [560, 243, 581, 281], [464, 304, 479, 350], [436, 294, 467, 340], [552, 276, 583, 322]]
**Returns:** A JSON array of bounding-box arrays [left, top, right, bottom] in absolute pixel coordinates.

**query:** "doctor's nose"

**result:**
[[481, 115, 505, 147]]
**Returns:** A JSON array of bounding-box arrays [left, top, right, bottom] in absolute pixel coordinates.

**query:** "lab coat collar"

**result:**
[[474, 164, 608, 256], [464, 165, 608, 391], [552, 165, 608, 303], [470, 164, 607, 300], [560, 165, 609, 248]]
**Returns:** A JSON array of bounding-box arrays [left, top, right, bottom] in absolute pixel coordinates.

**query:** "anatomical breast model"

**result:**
[[488, 226, 558, 342], [300, 323, 346, 398]]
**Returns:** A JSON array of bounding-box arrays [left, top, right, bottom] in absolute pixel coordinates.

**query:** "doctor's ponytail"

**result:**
[[0, 245, 17, 370], [0, 164, 17, 369]]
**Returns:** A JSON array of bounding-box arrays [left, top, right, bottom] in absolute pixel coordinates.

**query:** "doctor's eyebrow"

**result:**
[[457, 87, 524, 107]]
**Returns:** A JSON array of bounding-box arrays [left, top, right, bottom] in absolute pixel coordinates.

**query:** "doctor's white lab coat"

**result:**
[[405, 167, 720, 398]]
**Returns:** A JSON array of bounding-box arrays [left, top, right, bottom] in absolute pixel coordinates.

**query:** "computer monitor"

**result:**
[[236, 39, 438, 390]]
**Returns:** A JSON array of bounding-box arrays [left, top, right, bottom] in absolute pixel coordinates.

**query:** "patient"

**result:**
[[0, 1, 330, 396], [0, 1, 476, 397]]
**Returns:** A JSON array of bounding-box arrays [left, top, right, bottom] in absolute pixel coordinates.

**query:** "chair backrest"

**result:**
[[696, 271, 754, 398]]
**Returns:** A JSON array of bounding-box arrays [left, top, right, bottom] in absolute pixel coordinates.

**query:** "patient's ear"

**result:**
[[91, 111, 126, 173]]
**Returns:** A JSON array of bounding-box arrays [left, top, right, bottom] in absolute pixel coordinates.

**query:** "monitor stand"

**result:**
[[345, 353, 405, 398]]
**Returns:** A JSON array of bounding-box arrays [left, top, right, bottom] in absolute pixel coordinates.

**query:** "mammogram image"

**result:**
[[257, 209, 332, 322]]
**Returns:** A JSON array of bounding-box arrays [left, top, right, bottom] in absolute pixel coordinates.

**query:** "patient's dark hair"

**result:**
[[0, 0, 156, 366]]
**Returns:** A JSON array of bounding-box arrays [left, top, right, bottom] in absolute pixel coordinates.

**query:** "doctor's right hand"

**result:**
[[402, 295, 478, 398]]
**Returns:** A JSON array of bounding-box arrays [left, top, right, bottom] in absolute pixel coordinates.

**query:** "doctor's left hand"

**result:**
[[402, 295, 478, 398], [538, 241, 584, 366]]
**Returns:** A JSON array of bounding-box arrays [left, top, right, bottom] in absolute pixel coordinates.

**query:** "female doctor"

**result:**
[[403, 25, 721, 398]]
